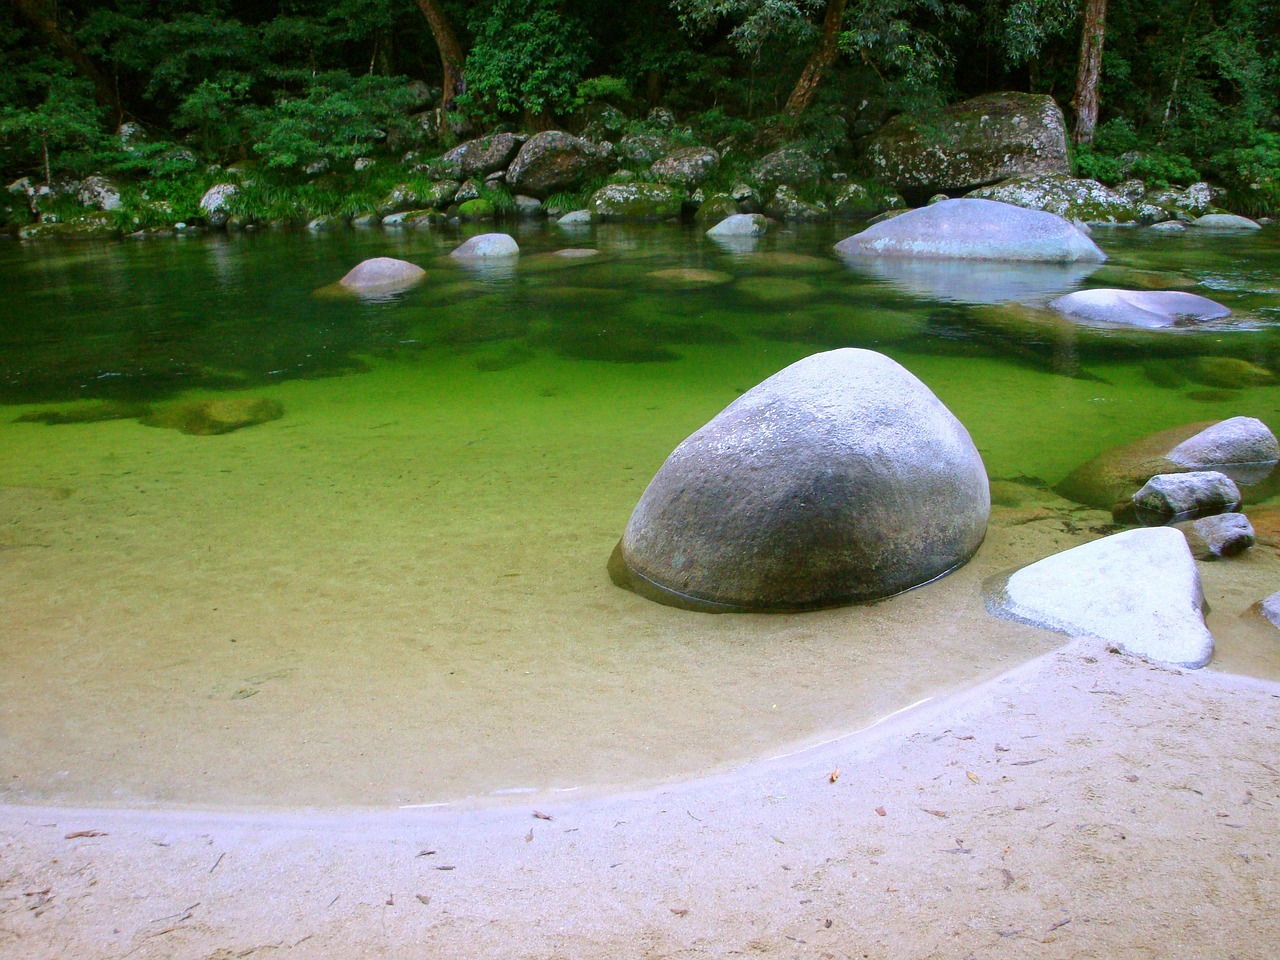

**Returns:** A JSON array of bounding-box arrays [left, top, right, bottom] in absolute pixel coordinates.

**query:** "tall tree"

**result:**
[[1071, 0, 1106, 145], [783, 0, 848, 115], [11, 0, 120, 122], [411, 0, 467, 123]]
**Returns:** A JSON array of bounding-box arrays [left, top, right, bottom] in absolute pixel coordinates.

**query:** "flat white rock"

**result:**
[[986, 527, 1213, 669]]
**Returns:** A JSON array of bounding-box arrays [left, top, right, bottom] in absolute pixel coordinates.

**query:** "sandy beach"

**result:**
[[3, 634, 1277, 959]]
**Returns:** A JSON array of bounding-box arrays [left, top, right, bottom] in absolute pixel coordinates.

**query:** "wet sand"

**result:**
[[3, 636, 1277, 959]]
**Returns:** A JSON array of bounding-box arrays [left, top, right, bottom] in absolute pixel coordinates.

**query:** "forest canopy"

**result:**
[[1, 0, 1278, 205]]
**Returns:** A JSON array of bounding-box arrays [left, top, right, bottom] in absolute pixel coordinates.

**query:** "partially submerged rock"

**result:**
[[1132, 471, 1240, 521], [1047, 289, 1230, 329], [451, 233, 519, 258], [1176, 512, 1255, 559], [1190, 213, 1262, 231], [609, 349, 990, 612], [140, 397, 283, 436], [338, 257, 426, 295], [834, 199, 1105, 263], [1056, 417, 1279, 509], [985, 527, 1214, 669], [707, 213, 768, 237]]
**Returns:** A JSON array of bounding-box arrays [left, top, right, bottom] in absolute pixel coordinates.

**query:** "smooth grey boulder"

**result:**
[[1248, 590, 1280, 628], [985, 527, 1214, 669], [506, 131, 613, 199], [609, 349, 990, 612], [1190, 213, 1262, 231], [338, 257, 425, 293], [199, 183, 238, 227], [706, 213, 768, 237], [555, 209, 592, 225], [1133, 471, 1241, 521], [834, 198, 1105, 262], [1057, 417, 1279, 509], [451, 233, 519, 258], [868, 92, 1070, 195], [1048, 289, 1231, 329], [1176, 513, 1255, 559]]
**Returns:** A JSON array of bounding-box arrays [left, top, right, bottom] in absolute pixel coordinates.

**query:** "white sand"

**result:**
[[3, 636, 1278, 959]]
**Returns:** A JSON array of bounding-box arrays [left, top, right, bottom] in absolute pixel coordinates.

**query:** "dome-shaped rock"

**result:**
[[338, 257, 426, 293], [1048, 289, 1230, 329], [608, 349, 990, 612], [834, 198, 1105, 262], [451, 233, 520, 258]]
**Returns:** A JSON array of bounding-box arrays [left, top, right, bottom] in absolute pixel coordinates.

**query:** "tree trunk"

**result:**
[[784, 0, 849, 117], [1071, 0, 1107, 146], [411, 0, 467, 124], [12, 0, 121, 122]]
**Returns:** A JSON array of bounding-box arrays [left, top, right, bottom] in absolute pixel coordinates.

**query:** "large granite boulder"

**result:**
[[338, 257, 426, 294], [1056, 417, 1279, 509], [984, 527, 1214, 669], [868, 92, 1070, 196], [650, 146, 720, 186], [506, 131, 614, 199], [967, 174, 1140, 223], [588, 182, 685, 220], [834, 198, 1105, 262], [1133, 471, 1241, 521], [77, 175, 123, 212], [1048, 289, 1231, 329], [608, 349, 990, 612], [749, 147, 821, 194], [439, 133, 523, 179], [199, 183, 239, 227]]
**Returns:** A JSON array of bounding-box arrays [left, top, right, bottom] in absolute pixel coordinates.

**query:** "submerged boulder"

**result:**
[[984, 527, 1214, 669], [609, 349, 990, 612], [140, 397, 283, 436], [868, 92, 1070, 196], [1056, 417, 1279, 509], [834, 198, 1105, 262], [1048, 289, 1231, 329], [338, 257, 426, 294]]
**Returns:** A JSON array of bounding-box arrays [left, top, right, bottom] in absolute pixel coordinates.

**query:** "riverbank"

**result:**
[[3, 636, 1277, 959]]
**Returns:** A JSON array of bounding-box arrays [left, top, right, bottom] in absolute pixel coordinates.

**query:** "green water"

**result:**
[[2, 222, 1279, 810]]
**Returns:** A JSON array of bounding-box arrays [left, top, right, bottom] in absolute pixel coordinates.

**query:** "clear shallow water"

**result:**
[[2, 222, 1279, 810]]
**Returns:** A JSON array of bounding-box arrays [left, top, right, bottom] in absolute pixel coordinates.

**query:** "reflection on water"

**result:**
[[1, 222, 1278, 809], [836, 251, 1103, 304]]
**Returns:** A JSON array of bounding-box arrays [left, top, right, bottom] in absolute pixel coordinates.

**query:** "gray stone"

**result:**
[[338, 257, 426, 293], [1133, 471, 1241, 521], [199, 183, 239, 227], [1047, 289, 1231, 329], [588, 183, 685, 221], [831, 182, 904, 219], [868, 92, 1070, 195], [650, 146, 720, 186], [1250, 591, 1280, 628], [77, 176, 122, 212], [1149, 221, 1186, 233], [608, 348, 990, 612], [749, 148, 821, 194], [307, 215, 343, 232], [834, 198, 1105, 263], [451, 233, 519, 258], [1056, 418, 1279, 509], [1191, 213, 1262, 231], [1177, 512, 1255, 559], [506, 131, 614, 199], [555, 210, 592, 225], [616, 134, 671, 165], [985, 527, 1214, 669], [967, 174, 1139, 223], [706, 214, 768, 237], [513, 194, 544, 219], [377, 180, 459, 216], [439, 133, 523, 179], [765, 185, 828, 221], [140, 397, 284, 437]]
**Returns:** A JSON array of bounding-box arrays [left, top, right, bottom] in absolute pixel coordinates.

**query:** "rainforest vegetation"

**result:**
[[2, 0, 1278, 221]]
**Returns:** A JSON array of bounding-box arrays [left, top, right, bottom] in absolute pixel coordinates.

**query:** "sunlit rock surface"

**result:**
[[834, 199, 1105, 263], [609, 349, 990, 612], [985, 527, 1214, 669]]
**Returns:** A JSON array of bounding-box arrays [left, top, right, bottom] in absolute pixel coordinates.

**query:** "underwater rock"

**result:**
[[706, 213, 768, 237], [609, 348, 990, 612], [1190, 213, 1262, 231], [1056, 417, 1279, 509], [1047, 289, 1230, 329], [1133, 471, 1240, 521], [646, 268, 733, 286], [984, 527, 1214, 669], [1183, 357, 1276, 389], [451, 233, 519, 258], [834, 199, 1105, 263], [15, 400, 151, 425], [338, 257, 426, 294], [1176, 512, 1255, 560], [140, 397, 283, 436], [1247, 590, 1280, 628], [734, 276, 817, 303]]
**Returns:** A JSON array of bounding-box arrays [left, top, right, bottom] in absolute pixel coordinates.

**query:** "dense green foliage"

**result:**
[[1, 0, 1278, 213]]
